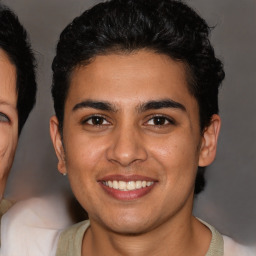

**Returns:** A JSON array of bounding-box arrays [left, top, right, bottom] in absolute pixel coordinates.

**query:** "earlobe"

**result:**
[[49, 116, 67, 175], [198, 114, 221, 167]]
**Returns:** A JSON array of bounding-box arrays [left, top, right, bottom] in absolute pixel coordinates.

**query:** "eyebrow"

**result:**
[[138, 99, 186, 112], [73, 100, 117, 112], [72, 98, 186, 113]]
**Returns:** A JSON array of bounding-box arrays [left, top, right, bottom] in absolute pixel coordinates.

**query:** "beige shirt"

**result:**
[[56, 219, 224, 256]]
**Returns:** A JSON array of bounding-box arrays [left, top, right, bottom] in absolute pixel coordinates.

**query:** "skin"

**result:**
[[0, 49, 18, 200], [50, 50, 221, 256]]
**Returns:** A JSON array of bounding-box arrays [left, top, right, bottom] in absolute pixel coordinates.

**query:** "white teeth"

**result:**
[[108, 181, 113, 188], [104, 180, 154, 191], [113, 180, 118, 189], [119, 181, 126, 190], [135, 181, 142, 189], [127, 181, 135, 191]]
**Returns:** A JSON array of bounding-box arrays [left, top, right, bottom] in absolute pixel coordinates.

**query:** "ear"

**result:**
[[50, 116, 67, 175], [198, 114, 221, 167]]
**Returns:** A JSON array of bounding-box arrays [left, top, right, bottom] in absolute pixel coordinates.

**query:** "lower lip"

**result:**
[[99, 183, 156, 201]]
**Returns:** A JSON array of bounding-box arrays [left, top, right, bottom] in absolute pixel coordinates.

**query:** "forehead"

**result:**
[[68, 50, 194, 106], [0, 49, 17, 108]]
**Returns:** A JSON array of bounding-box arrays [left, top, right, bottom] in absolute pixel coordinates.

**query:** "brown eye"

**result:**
[[83, 115, 110, 126], [91, 116, 104, 125], [147, 116, 174, 126], [152, 117, 167, 125]]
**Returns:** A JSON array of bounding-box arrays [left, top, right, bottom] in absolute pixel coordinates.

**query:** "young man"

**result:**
[[0, 4, 36, 219], [49, 0, 245, 255]]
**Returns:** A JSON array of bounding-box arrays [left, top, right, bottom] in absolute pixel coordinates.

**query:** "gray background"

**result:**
[[2, 0, 256, 246]]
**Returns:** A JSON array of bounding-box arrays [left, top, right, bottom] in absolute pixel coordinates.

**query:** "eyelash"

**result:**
[[81, 114, 175, 127], [145, 115, 176, 126], [0, 112, 10, 123], [81, 115, 111, 126]]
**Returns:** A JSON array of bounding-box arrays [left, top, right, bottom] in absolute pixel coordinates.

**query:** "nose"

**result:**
[[106, 124, 148, 167]]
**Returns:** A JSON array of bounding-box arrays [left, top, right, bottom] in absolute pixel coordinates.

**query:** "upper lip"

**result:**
[[98, 174, 157, 182]]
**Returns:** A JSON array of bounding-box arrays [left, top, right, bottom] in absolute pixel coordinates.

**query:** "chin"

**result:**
[[98, 214, 155, 235], [109, 223, 152, 236]]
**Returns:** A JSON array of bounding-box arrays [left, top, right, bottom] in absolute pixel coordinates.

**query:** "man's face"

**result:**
[[0, 49, 18, 199], [51, 50, 219, 234]]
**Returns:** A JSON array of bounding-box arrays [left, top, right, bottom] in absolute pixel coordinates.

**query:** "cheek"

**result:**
[[64, 132, 109, 184], [148, 132, 200, 179], [64, 138, 105, 211], [66, 137, 105, 167], [0, 128, 17, 178], [0, 134, 8, 158]]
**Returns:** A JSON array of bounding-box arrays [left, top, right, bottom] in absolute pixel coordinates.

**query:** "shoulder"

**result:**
[[200, 218, 255, 256], [56, 220, 90, 256], [60, 219, 90, 238], [197, 218, 224, 256], [2, 195, 73, 231], [1, 195, 73, 256], [223, 236, 255, 256]]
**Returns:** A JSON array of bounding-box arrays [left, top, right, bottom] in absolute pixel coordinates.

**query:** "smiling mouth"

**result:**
[[99, 175, 157, 200], [102, 180, 154, 191]]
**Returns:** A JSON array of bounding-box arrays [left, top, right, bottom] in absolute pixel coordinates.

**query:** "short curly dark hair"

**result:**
[[0, 4, 37, 135], [52, 0, 225, 194]]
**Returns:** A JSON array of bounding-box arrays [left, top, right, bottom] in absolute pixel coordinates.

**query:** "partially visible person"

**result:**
[[0, 4, 73, 256], [0, 1, 36, 242]]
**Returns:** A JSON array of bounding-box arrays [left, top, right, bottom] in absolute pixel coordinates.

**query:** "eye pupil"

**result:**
[[92, 116, 103, 125], [154, 117, 165, 125]]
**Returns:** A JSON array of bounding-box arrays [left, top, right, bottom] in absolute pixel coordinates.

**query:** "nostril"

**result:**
[[106, 136, 147, 166]]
